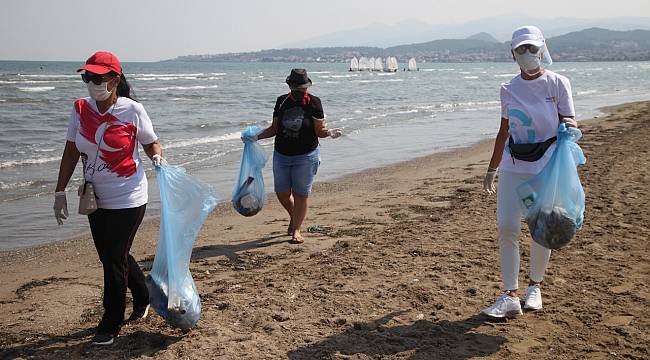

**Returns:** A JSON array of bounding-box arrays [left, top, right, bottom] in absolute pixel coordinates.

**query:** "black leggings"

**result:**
[[88, 204, 149, 335]]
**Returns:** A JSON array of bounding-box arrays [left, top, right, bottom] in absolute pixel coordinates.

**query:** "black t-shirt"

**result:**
[[273, 93, 324, 156]]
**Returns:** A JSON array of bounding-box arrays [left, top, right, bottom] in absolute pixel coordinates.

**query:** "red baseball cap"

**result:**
[[77, 51, 122, 75]]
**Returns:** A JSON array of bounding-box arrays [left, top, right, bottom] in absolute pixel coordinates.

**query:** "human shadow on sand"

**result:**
[[287, 312, 505, 360], [190, 234, 288, 263], [2, 328, 182, 360], [138, 234, 288, 271]]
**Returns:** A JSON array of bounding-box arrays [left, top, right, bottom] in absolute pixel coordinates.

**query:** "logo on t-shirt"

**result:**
[[76, 99, 137, 178], [508, 108, 536, 144], [281, 106, 305, 139]]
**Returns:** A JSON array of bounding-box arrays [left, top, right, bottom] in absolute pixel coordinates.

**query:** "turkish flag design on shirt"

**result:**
[[75, 99, 137, 177]]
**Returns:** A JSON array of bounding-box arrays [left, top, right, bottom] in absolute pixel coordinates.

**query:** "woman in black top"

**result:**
[[252, 69, 341, 243]]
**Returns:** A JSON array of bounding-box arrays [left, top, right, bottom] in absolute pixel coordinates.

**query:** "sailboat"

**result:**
[[407, 58, 418, 71], [349, 57, 359, 71], [374, 57, 383, 71], [358, 57, 370, 71], [385, 56, 398, 72]]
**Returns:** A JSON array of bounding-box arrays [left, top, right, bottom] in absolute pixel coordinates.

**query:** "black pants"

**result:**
[[88, 204, 149, 335]]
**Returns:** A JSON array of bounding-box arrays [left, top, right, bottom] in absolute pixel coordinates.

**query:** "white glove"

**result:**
[[327, 128, 342, 139], [241, 134, 258, 143], [483, 168, 498, 194], [152, 154, 167, 167], [53, 191, 68, 225]]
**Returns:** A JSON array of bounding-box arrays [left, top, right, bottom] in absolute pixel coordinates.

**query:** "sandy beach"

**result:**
[[1, 100, 649, 359]]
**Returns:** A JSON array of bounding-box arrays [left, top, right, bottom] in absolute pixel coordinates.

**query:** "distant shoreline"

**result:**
[[169, 28, 650, 63]]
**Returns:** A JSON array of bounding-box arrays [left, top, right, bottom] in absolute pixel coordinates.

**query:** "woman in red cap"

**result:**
[[53, 51, 165, 345], [248, 69, 342, 244], [482, 26, 578, 319]]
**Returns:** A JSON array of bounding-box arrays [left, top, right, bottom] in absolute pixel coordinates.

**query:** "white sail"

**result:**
[[408, 58, 418, 71], [374, 57, 383, 71], [349, 57, 359, 71], [358, 57, 370, 71], [386, 56, 398, 72], [368, 57, 376, 71]]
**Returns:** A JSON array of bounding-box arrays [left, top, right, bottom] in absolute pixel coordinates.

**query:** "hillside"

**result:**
[[550, 28, 650, 61], [466, 32, 501, 43], [172, 28, 650, 63]]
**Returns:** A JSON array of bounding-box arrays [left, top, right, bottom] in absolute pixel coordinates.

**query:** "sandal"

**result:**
[[289, 235, 304, 244]]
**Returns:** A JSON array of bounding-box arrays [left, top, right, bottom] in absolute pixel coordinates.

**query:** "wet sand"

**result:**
[[1, 101, 649, 359]]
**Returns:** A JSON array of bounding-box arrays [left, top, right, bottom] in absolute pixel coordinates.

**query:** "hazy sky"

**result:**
[[1, 0, 648, 61]]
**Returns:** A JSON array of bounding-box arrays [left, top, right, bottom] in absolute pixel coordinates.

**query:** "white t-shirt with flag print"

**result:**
[[499, 70, 575, 175], [66, 96, 158, 209]]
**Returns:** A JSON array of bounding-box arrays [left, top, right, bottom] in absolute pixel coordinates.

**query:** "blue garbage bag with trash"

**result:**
[[147, 164, 218, 329], [516, 123, 586, 250], [232, 126, 268, 216]]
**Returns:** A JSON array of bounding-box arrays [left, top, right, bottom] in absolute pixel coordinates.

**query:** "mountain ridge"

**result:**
[[172, 28, 650, 63], [277, 15, 650, 48]]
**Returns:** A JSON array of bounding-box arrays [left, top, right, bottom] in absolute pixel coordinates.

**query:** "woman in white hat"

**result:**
[[482, 26, 578, 318]]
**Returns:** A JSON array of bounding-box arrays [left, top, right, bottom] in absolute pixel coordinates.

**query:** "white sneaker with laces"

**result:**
[[524, 284, 543, 310], [482, 292, 523, 318]]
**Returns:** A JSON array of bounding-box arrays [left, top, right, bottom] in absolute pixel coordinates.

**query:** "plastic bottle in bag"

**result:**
[[232, 126, 268, 217], [516, 124, 586, 250], [147, 164, 217, 329]]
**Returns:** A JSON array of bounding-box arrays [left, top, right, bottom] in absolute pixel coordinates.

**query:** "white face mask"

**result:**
[[87, 81, 112, 101], [514, 51, 542, 75]]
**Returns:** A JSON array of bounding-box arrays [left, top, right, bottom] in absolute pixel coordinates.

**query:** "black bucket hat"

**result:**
[[286, 68, 312, 88]]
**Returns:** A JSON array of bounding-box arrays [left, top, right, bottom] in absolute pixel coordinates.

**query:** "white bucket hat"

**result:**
[[511, 25, 552, 66]]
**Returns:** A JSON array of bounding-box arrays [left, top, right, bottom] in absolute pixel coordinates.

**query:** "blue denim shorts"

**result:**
[[273, 147, 320, 196]]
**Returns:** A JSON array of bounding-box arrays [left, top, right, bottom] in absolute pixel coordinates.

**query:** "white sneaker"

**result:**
[[482, 292, 523, 318], [524, 285, 543, 310]]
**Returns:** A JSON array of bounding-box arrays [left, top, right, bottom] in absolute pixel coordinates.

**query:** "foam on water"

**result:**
[[134, 76, 199, 81], [135, 73, 205, 77], [577, 90, 598, 96], [0, 156, 60, 169], [18, 74, 77, 78], [164, 132, 241, 149], [1, 79, 74, 84], [0, 180, 38, 189], [146, 85, 219, 91], [17, 86, 55, 92]]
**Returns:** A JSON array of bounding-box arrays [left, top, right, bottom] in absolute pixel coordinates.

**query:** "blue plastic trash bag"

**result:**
[[232, 126, 268, 216], [147, 164, 218, 329], [516, 123, 586, 250]]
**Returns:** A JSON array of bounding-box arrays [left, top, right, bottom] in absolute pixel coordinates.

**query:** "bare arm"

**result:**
[[560, 115, 578, 129], [488, 118, 510, 170], [142, 140, 162, 160], [257, 117, 278, 140], [313, 118, 331, 138], [55, 141, 81, 192]]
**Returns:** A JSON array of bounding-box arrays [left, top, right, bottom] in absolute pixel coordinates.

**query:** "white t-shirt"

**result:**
[[499, 70, 575, 174], [66, 97, 158, 209]]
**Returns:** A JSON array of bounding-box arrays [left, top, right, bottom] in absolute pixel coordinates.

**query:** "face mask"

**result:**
[[87, 81, 112, 101], [514, 50, 542, 75]]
